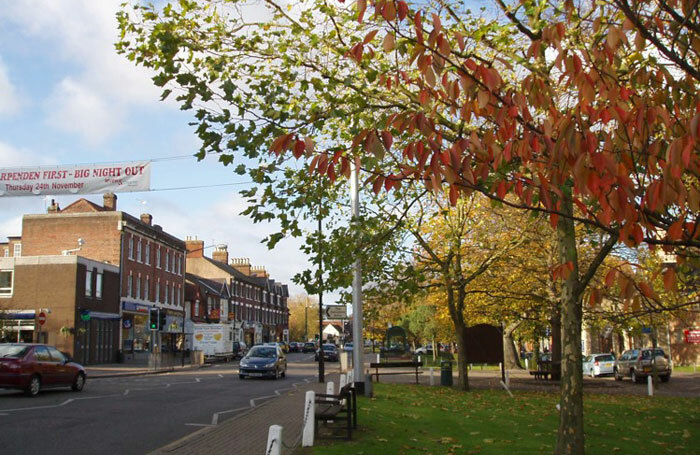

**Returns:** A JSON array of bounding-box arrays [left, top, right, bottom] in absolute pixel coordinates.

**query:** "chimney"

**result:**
[[251, 266, 268, 278], [185, 236, 204, 258], [140, 213, 153, 225], [230, 257, 252, 276], [212, 245, 229, 264], [47, 199, 60, 213], [103, 192, 117, 211]]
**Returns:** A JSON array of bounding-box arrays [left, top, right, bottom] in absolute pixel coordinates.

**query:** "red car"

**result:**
[[0, 343, 87, 397]]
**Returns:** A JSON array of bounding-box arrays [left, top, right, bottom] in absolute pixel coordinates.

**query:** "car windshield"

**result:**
[[596, 355, 614, 362], [305, 343, 315, 347], [323, 345, 336, 351], [0, 345, 31, 358], [345, 343, 353, 347], [247, 347, 277, 358]]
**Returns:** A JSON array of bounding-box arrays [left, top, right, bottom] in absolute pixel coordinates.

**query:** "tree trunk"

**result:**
[[550, 303, 562, 381], [455, 324, 470, 391], [503, 322, 523, 369], [554, 196, 584, 455]]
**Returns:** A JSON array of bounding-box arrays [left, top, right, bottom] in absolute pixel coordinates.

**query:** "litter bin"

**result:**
[[440, 360, 453, 386]]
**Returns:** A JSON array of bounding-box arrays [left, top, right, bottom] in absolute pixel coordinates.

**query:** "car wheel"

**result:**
[[239, 374, 245, 380], [660, 374, 670, 383], [71, 373, 86, 392], [25, 375, 41, 397], [281, 370, 286, 378], [614, 368, 622, 381]]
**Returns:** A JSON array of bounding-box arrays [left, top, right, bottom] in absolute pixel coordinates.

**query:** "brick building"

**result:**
[[17, 194, 186, 360], [184, 239, 289, 345], [0, 255, 120, 364]]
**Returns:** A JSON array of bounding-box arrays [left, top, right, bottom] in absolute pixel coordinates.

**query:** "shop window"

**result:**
[[96, 273, 103, 299], [85, 269, 93, 297], [0, 270, 13, 295]]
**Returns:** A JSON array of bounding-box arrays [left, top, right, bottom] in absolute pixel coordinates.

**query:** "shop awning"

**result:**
[[0, 310, 35, 320]]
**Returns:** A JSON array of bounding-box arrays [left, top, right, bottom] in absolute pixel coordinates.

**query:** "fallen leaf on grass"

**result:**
[[469, 431, 480, 436], [483, 439, 494, 444], [682, 430, 691, 439]]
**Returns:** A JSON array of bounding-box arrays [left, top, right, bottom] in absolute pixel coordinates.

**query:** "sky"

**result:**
[[0, 1, 334, 302]]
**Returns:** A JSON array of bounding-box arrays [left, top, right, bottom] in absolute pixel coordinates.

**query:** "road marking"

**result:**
[[250, 394, 278, 407], [218, 374, 223, 378], [184, 423, 214, 427], [123, 390, 130, 396], [0, 394, 121, 414]]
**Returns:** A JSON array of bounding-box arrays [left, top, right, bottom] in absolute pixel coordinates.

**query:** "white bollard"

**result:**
[[499, 362, 502, 370], [348, 369, 354, 385], [376, 353, 380, 363], [525, 358, 529, 370], [429, 367, 434, 386], [266, 425, 283, 455], [326, 381, 335, 395], [301, 391, 315, 447], [647, 376, 654, 396]]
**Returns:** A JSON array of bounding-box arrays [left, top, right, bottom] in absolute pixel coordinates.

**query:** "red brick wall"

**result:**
[[22, 213, 123, 264]]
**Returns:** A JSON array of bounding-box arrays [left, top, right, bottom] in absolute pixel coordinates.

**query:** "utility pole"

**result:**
[[350, 159, 365, 393], [318, 175, 325, 383]]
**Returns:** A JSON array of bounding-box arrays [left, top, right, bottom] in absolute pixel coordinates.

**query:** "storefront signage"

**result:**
[[209, 309, 220, 320], [122, 301, 152, 313], [0, 161, 151, 197], [684, 329, 700, 344], [122, 319, 132, 329], [80, 310, 91, 322]]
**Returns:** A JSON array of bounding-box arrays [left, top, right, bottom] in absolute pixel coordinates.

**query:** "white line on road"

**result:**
[[0, 394, 121, 414], [250, 394, 278, 407], [123, 390, 130, 396], [184, 423, 215, 427], [218, 374, 223, 378]]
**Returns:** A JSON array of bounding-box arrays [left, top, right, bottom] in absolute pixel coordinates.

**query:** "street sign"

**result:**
[[324, 305, 347, 319], [641, 327, 652, 334], [684, 329, 700, 344], [80, 310, 91, 322], [38, 312, 46, 326]]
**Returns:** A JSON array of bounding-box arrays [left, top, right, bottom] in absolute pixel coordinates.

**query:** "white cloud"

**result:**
[[0, 57, 21, 117], [3, 1, 169, 144], [0, 141, 56, 167], [44, 78, 124, 146]]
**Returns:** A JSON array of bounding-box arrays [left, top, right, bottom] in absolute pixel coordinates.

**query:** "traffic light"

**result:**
[[158, 310, 167, 331], [149, 309, 158, 330]]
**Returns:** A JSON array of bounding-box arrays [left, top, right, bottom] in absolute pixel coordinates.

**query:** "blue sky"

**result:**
[[0, 1, 326, 302]]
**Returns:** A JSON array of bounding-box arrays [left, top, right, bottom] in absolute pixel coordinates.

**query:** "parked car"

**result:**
[[239, 345, 287, 379], [614, 348, 671, 383], [0, 343, 87, 397], [232, 341, 248, 359], [302, 342, 317, 353], [288, 342, 300, 353], [343, 342, 353, 353], [265, 342, 289, 353], [315, 344, 339, 362], [583, 353, 616, 377]]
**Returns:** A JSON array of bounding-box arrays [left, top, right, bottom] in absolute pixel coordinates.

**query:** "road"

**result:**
[[0, 353, 325, 455]]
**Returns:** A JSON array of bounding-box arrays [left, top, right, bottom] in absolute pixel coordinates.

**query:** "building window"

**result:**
[[165, 251, 170, 272], [137, 275, 142, 300], [13, 243, 21, 257], [156, 248, 161, 269], [171, 284, 175, 306], [145, 242, 151, 265], [85, 269, 93, 297], [3, 248, 8, 257], [128, 237, 134, 260], [145, 276, 150, 301], [156, 279, 160, 303], [96, 273, 103, 299], [136, 239, 142, 263], [170, 254, 175, 273], [127, 274, 133, 298], [0, 270, 13, 295]]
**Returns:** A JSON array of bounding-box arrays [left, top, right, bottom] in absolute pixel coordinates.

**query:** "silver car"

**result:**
[[614, 348, 671, 383], [583, 353, 615, 377]]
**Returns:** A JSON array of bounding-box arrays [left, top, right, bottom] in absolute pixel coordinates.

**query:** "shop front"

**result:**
[[0, 310, 35, 343], [121, 301, 153, 361]]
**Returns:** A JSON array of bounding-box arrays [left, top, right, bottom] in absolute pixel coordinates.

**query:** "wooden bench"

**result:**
[[370, 361, 423, 384], [314, 383, 357, 439]]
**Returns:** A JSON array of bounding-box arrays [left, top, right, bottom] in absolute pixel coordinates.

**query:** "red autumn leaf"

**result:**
[[589, 289, 600, 308], [357, 0, 367, 22], [363, 29, 379, 44], [662, 268, 676, 291], [414, 11, 424, 44], [382, 1, 397, 21], [380, 130, 393, 150], [605, 269, 617, 287], [638, 281, 656, 299], [293, 140, 305, 158], [372, 176, 384, 194], [668, 219, 684, 240], [449, 185, 458, 206], [397, 0, 408, 21], [496, 180, 506, 199]]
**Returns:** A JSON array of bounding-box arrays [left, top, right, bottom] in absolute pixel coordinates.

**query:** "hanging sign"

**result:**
[[0, 161, 151, 197]]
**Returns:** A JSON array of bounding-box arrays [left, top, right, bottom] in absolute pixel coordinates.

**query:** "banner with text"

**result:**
[[0, 161, 151, 197]]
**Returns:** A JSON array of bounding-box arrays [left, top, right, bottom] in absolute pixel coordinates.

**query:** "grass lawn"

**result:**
[[301, 383, 698, 455]]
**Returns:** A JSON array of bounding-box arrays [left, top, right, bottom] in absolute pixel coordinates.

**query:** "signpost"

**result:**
[[324, 305, 347, 320], [37, 312, 46, 326]]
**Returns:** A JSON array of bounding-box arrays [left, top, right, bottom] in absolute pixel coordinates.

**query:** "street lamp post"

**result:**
[[318, 176, 325, 383], [350, 159, 364, 393]]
